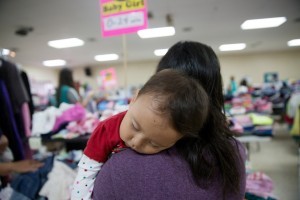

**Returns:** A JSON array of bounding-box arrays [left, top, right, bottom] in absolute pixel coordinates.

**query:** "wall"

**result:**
[[72, 60, 157, 90], [24, 49, 300, 91], [23, 66, 59, 85], [219, 50, 300, 88]]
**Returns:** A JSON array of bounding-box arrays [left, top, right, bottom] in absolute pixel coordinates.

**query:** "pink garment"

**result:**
[[231, 97, 243, 106], [52, 103, 86, 132], [67, 115, 99, 135], [229, 106, 246, 115], [254, 99, 273, 113], [234, 115, 253, 127], [21, 103, 31, 137], [229, 119, 244, 134], [246, 172, 274, 198]]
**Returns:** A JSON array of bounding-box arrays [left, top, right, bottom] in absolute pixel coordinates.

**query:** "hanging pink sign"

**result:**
[[100, 67, 118, 90], [100, 0, 148, 37]]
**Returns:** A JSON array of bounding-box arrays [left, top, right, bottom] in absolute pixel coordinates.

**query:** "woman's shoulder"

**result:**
[[61, 85, 70, 89], [229, 137, 247, 162], [60, 85, 72, 94]]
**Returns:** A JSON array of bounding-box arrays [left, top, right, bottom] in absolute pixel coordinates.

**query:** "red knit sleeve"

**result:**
[[83, 111, 126, 162], [84, 122, 111, 162]]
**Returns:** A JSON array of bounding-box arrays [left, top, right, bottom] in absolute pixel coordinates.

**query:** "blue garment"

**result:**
[[10, 189, 31, 200], [11, 156, 55, 199]]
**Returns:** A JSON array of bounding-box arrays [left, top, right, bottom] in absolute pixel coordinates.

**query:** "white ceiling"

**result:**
[[0, 0, 300, 68]]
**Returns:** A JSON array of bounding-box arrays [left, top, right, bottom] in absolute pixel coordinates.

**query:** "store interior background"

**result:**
[[0, 0, 299, 89], [1, 0, 300, 199]]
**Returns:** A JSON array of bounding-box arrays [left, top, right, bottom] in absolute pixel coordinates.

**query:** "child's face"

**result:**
[[120, 94, 183, 154]]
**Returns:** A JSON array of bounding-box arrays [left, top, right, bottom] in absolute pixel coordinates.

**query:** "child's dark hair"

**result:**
[[156, 41, 243, 196], [137, 69, 209, 139]]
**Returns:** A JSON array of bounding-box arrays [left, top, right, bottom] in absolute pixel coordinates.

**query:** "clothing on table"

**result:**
[[31, 103, 74, 136], [72, 111, 127, 200], [39, 160, 77, 200], [93, 140, 247, 200], [0, 186, 31, 200], [52, 103, 86, 132], [11, 155, 55, 200], [246, 172, 275, 199]]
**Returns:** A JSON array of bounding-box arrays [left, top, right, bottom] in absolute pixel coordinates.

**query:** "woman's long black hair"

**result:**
[[56, 68, 75, 105], [156, 41, 243, 196]]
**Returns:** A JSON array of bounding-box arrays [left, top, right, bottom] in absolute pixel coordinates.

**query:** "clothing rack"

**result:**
[[0, 58, 34, 161]]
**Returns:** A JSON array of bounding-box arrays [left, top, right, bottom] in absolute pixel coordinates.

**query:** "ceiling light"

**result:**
[[94, 54, 119, 62], [154, 49, 168, 56], [137, 27, 175, 38], [219, 43, 246, 51], [287, 39, 300, 47], [241, 17, 286, 30], [48, 38, 84, 49], [43, 59, 66, 67]]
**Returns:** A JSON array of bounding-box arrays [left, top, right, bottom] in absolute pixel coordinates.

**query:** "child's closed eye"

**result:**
[[149, 142, 160, 148], [131, 123, 139, 131]]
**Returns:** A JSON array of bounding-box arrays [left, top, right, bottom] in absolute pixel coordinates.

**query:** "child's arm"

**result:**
[[71, 154, 103, 200]]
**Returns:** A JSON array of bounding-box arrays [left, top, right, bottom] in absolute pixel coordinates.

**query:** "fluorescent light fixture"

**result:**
[[241, 17, 286, 30], [43, 59, 66, 67], [137, 27, 175, 38], [48, 38, 84, 49], [287, 39, 300, 47], [154, 49, 168, 56], [94, 54, 119, 62], [219, 43, 246, 51]]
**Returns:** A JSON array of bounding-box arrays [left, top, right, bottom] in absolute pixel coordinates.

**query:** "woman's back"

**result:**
[[93, 139, 246, 200]]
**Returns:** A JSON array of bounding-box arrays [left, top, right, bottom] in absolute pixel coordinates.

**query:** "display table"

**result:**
[[236, 135, 272, 160], [29, 135, 90, 152]]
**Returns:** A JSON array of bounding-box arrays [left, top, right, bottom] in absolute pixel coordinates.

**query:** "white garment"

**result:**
[[31, 103, 75, 136], [32, 107, 57, 136], [39, 160, 77, 200], [71, 154, 103, 200], [237, 85, 249, 95], [0, 185, 13, 200]]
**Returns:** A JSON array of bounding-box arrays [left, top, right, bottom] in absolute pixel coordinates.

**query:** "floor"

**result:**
[[248, 123, 299, 200]]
